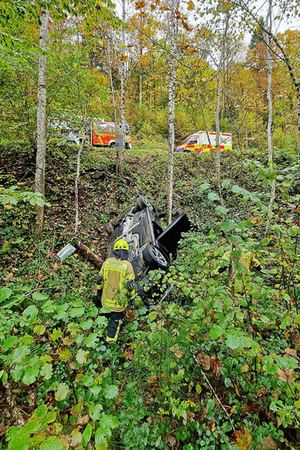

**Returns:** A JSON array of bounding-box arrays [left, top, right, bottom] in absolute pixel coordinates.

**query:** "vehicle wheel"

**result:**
[[136, 196, 155, 211], [183, 150, 191, 153], [143, 243, 170, 270], [110, 142, 115, 148], [105, 222, 114, 235], [125, 143, 130, 149]]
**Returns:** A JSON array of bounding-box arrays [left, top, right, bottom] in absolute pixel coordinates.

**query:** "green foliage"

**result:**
[[0, 186, 47, 208], [0, 148, 300, 450]]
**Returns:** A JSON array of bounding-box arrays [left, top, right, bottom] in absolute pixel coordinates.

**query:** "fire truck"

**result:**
[[174, 131, 232, 153], [48, 118, 132, 149], [91, 121, 132, 149]]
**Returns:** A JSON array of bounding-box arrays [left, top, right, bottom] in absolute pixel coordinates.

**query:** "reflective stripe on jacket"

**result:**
[[98, 257, 135, 312], [214, 248, 261, 290]]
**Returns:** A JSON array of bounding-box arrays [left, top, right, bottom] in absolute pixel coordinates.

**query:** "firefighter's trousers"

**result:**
[[100, 310, 126, 343]]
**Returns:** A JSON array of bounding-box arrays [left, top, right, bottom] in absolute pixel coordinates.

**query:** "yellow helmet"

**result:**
[[113, 239, 129, 251]]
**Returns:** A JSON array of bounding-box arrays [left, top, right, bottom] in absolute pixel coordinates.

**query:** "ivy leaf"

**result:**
[[55, 383, 70, 401], [225, 334, 241, 350], [104, 385, 119, 399]]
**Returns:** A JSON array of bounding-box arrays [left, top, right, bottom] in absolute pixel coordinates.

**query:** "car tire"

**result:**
[[105, 222, 114, 235], [110, 142, 115, 148], [143, 243, 170, 270], [136, 196, 155, 212]]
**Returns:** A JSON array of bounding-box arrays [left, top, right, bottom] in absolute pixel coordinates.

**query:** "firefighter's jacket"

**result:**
[[97, 257, 135, 312], [215, 248, 261, 290]]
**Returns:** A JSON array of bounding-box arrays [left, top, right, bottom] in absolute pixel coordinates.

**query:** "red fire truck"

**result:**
[[48, 118, 132, 149], [91, 121, 132, 149]]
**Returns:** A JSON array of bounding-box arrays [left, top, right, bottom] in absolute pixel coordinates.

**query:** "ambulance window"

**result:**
[[108, 125, 115, 132], [188, 138, 197, 145]]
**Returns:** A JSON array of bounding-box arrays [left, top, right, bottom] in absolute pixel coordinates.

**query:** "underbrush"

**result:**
[[0, 145, 299, 449]]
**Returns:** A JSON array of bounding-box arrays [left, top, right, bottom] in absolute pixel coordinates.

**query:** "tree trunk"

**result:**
[[107, 39, 117, 124], [35, 9, 49, 234], [215, 13, 229, 204], [265, 0, 276, 237], [119, 0, 126, 166], [167, 0, 177, 225], [74, 106, 87, 236]]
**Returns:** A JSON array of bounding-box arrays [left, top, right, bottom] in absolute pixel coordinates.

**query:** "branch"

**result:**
[[75, 242, 104, 269]]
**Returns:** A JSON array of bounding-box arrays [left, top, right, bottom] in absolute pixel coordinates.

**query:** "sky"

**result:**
[[255, 0, 300, 34]]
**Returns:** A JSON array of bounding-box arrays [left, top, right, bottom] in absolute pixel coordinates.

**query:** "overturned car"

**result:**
[[105, 196, 190, 300]]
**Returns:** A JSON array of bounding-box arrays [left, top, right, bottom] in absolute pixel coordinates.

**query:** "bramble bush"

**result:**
[[0, 154, 299, 449]]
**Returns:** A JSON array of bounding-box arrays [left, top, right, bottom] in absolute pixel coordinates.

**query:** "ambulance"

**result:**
[[174, 131, 232, 153]]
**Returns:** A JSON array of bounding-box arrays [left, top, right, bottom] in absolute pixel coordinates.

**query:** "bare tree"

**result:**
[[35, 8, 49, 234], [265, 0, 276, 237], [167, 0, 178, 224]]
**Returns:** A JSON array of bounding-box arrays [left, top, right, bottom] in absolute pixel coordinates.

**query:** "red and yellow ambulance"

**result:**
[[174, 131, 232, 153]]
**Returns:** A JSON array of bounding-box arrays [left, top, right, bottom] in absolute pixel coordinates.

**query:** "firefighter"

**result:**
[[93, 239, 135, 343], [213, 246, 262, 292]]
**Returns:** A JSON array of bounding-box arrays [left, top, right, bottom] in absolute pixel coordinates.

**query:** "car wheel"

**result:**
[[136, 196, 155, 211], [105, 222, 114, 235], [143, 243, 170, 270], [110, 142, 115, 148]]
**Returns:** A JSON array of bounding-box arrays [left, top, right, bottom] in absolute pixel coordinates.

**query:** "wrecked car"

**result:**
[[105, 196, 190, 300]]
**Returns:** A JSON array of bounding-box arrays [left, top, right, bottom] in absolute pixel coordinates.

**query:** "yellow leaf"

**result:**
[[187, 0, 194, 10], [4, 205, 12, 209]]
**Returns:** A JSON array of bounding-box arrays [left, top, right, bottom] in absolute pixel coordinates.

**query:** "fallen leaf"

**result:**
[[196, 354, 210, 370], [278, 368, 295, 383]]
